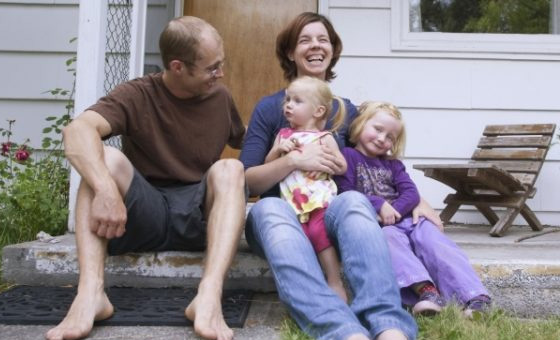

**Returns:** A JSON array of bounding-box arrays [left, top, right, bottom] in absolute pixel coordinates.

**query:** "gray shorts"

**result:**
[[108, 170, 208, 255]]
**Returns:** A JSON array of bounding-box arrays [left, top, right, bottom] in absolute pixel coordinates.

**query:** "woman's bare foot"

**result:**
[[185, 282, 233, 340], [45, 289, 113, 340], [376, 328, 407, 340]]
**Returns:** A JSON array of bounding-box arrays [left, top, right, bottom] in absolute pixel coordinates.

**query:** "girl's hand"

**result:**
[[412, 197, 444, 231], [379, 202, 402, 226]]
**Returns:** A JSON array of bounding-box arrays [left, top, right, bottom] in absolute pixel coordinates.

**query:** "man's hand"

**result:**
[[89, 187, 127, 239], [379, 202, 402, 226], [412, 197, 444, 231], [289, 142, 344, 175]]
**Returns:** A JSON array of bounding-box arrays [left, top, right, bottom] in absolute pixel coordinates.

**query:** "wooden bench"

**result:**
[[414, 123, 556, 237]]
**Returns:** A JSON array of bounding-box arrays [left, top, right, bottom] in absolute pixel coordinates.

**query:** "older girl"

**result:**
[[335, 101, 491, 317]]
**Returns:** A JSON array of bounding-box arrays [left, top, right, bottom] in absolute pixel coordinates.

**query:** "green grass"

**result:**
[[280, 306, 560, 340]]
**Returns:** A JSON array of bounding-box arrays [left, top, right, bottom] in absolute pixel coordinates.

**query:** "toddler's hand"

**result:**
[[278, 137, 300, 154]]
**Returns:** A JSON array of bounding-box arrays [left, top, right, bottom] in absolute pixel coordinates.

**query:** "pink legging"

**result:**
[[301, 208, 331, 253]]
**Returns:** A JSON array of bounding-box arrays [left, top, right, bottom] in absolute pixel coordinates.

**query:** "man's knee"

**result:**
[[103, 146, 133, 192], [208, 159, 245, 188]]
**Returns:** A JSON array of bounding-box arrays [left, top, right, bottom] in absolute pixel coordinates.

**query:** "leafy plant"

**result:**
[[0, 54, 75, 249]]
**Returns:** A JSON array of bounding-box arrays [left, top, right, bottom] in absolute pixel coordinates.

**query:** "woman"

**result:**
[[240, 12, 440, 340]]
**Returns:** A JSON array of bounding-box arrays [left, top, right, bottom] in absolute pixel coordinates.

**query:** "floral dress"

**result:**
[[277, 128, 337, 223]]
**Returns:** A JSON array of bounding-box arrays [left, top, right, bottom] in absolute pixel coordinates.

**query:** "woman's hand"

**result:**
[[412, 197, 444, 231], [289, 142, 344, 175]]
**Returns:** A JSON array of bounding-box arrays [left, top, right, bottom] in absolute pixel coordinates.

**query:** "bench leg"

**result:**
[[474, 205, 499, 225], [440, 203, 460, 223], [489, 207, 519, 237], [520, 204, 544, 232]]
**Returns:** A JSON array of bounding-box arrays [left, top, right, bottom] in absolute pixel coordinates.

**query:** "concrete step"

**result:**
[[2, 235, 275, 292], [2, 225, 560, 317]]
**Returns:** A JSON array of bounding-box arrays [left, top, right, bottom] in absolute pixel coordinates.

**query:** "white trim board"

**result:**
[[391, 0, 560, 57]]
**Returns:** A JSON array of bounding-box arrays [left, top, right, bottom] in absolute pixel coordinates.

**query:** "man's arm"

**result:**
[[63, 110, 127, 238]]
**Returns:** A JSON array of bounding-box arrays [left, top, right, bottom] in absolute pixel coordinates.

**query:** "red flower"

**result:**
[[1, 142, 10, 156], [15, 146, 30, 162]]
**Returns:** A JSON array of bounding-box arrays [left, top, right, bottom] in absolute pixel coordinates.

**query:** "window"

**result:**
[[392, 0, 560, 55]]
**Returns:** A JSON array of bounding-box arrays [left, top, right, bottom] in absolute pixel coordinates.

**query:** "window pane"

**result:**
[[410, 0, 560, 34]]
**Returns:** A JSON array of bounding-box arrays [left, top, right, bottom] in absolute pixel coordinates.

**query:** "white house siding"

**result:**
[[0, 0, 79, 148], [0, 0, 172, 149], [323, 0, 560, 226]]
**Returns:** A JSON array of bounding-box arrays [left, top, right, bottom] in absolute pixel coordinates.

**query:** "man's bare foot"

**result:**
[[45, 290, 113, 340], [347, 333, 370, 340], [185, 282, 232, 340]]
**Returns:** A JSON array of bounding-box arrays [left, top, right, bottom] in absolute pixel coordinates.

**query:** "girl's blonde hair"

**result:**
[[349, 101, 406, 158], [288, 76, 346, 132]]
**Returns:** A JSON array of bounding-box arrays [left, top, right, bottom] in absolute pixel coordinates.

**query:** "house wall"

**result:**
[[322, 0, 560, 226], [0, 0, 79, 148], [0, 0, 172, 149]]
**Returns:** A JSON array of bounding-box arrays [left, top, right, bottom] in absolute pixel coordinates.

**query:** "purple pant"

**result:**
[[382, 217, 489, 307]]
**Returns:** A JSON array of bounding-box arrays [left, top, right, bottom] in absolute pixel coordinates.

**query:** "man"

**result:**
[[46, 16, 246, 340]]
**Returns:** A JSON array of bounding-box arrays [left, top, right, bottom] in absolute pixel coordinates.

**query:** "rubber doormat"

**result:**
[[0, 286, 253, 327]]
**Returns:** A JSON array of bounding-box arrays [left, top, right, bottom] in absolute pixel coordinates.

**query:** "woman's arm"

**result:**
[[322, 134, 347, 175], [412, 197, 444, 230]]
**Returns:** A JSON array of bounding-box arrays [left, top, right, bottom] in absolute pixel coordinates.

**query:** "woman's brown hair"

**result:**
[[276, 12, 342, 82]]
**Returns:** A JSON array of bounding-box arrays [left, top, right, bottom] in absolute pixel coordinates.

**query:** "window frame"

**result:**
[[391, 0, 560, 56]]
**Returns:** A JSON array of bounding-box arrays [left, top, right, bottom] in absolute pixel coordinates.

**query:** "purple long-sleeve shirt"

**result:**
[[335, 147, 420, 217]]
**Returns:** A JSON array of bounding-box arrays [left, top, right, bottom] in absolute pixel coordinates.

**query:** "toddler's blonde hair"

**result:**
[[288, 76, 346, 132]]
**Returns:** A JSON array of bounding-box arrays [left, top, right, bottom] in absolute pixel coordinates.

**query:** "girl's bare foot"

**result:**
[[45, 290, 113, 340]]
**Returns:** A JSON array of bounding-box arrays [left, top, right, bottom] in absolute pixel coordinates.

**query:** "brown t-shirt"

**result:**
[[88, 73, 245, 185]]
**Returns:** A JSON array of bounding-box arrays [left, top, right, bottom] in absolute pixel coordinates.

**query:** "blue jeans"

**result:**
[[246, 191, 417, 340]]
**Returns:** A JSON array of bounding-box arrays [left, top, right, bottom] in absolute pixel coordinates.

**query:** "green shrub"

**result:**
[[0, 116, 70, 247], [0, 55, 74, 248]]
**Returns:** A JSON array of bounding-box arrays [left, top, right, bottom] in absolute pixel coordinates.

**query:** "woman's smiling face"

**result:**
[[289, 22, 333, 80]]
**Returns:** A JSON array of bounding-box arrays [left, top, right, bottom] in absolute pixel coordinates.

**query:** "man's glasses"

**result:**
[[182, 60, 225, 77], [205, 61, 225, 77]]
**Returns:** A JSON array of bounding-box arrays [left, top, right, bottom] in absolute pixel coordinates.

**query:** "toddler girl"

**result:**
[[265, 76, 348, 302]]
